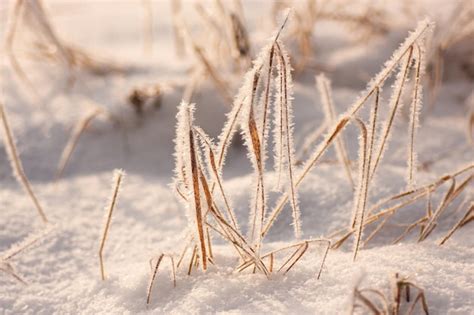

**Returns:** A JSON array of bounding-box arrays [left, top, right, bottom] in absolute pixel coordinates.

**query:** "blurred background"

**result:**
[[0, 0, 472, 183]]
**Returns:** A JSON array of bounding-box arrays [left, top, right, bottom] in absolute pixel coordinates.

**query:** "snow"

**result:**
[[1, 0, 473, 314]]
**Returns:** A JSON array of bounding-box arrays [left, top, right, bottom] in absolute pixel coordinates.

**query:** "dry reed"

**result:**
[[99, 169, 125, 280], [55, 109, 104, 180], [146, 254, 176, 305], [0, 103, 48, 223], [0, 226, 52, 284], [350, 273, 429, 315]]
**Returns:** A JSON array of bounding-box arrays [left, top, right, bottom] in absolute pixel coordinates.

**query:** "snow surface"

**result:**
[[1, 1, 473, 314]]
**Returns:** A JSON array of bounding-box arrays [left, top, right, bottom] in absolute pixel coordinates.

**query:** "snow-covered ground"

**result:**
[[1, 1, 473, 314]]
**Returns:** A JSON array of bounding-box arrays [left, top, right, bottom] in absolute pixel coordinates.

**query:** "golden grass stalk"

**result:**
[[55, 109, 103, 180], [236, 239, 329, 279], [194, 127, 239, 230], [361, 213, 392, 247], [216, 98, 245, 169], [1, 226, 52, 262], [187, 245, 198, 275], [330, 164, 473, 248], [1, 226, 52, 284], [391, 273, 429, 315], [263, 117, 350, 237], [351, 88, 379, 231], [206, 227, 213, 259], [146, 254, 164, 304], [418, 174, 472, 242], [351, 273, 428, 315], [242, 71, 266, 244], [278, 241, 308, 274], [439, 202, 473, 245], [0, 262, 27, 285], [316, 74, 354, 188], [352, 118, 369, 261], [352, 287, 389, 314], [295, 121, 328, 163], [198, 170, 269, 275], [174, 103, 209, 271], [331, 192, 427, 248], [202, 194, 270, 275], [273, 41, 301, 238], [205, 217, 258, 270], [367, 164, 472, 218], [0, 103, 48, 223], [370, 47, 414, 180], [176, 236, 192, 269], [366, 87, 380, 178], [407, 44, 425, 188], [146, 254, 176, 305], [187, 117, 208, 271], [315, 241, 331, 280], [246, 95, 266, 244], [392, 216, 428, 244], [99, 169, 125, 281]]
